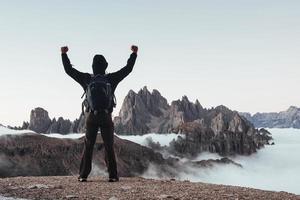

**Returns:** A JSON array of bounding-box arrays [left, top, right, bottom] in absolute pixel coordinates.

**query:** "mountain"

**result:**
[[114, 87, 272, 156], [114, 86, 205, 134], [240, 106, 300, 128]]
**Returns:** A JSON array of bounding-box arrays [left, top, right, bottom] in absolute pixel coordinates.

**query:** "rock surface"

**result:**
[[0, 176, 299, 200], [240, 106, 300, 128], [114, 87, 205, 134]]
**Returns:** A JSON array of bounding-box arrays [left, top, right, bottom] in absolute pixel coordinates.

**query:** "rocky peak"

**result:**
[[195, 99, 203, 109], [286, 106, 299, 114], [288, 106, 298, 110], [28, 107, 52, 133], [170, 96, 204, 123], [128, 89, 136, 96], [214, 105, 232, 114], [137, 86, 169, 115], [119, 86, 169, 120]]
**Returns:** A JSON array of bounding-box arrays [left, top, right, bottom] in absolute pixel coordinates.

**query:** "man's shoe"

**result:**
[[78, 177, 87, 182], [108, 177, 119, 182]]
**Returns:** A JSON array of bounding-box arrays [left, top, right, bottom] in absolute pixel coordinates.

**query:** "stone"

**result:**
[[121, 186, 132, 191], [157, 194, 174, 199], [27, 184, 51, 189], [66, 195, 78, 199]]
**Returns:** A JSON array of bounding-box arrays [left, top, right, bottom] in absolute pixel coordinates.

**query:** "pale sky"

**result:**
[[0, 1, 299, 126]]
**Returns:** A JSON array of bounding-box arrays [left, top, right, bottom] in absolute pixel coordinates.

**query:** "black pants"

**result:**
[[79, 112, 118, 179]]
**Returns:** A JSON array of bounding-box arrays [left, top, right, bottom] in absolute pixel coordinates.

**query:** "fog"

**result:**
[[117, 133, 184, 147], [0, 126, 84, 139], [119, 129, 300, 195], [0, 126, 34, 136], [41, 133, 84, 139]]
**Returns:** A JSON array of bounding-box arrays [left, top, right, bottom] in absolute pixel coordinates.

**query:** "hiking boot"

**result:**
[[78, 177, 87, 182], [108, 177, 119, 182]]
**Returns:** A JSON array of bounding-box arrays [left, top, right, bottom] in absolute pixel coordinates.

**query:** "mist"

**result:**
[[0, 126, 34, 136], [0, 126, 84, 139], [41, 133, 84, 139], [117, 133, 184, 147], [137, 129, 300, 195]]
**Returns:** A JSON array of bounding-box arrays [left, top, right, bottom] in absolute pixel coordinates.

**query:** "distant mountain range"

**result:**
[[4, 88, 299, 132], [240, 106, 300, 129]]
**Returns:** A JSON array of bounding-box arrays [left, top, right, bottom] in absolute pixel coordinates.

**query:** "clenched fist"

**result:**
[[131, 45, 138, 53], [61, 46, 69, 53]]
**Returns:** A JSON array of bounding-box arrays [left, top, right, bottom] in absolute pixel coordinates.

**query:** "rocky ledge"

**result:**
[[0, 176, 299, 200]]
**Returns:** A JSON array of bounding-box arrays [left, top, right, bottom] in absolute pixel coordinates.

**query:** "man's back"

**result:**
[[60, 45, 138, 182]]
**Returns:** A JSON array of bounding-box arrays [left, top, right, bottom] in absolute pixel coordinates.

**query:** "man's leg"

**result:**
[[100, 113, 118, 180], [79, 112, 99, 179]]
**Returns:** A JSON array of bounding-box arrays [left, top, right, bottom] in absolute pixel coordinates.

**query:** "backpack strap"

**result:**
[[81, 91, 86, 99]]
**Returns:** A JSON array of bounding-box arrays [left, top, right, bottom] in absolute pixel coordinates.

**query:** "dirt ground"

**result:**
[[0, 176, 299, 200]]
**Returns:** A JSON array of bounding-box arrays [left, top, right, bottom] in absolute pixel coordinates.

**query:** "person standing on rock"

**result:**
[[61, 45, 138, 182]]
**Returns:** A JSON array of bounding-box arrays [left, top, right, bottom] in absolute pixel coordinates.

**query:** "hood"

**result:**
[[92, 54, 108, 75]]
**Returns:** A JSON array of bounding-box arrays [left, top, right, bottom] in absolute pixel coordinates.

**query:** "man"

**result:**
[[61, 45, 138, 182]]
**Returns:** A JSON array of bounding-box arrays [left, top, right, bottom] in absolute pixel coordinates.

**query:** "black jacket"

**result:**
[[62, 52, 137, 112]]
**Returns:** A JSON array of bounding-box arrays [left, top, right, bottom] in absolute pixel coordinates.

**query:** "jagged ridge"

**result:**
[[114, 86, 272, 156]]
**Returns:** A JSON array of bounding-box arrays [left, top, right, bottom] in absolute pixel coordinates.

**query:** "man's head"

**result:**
[[92, 54, 108, 75]]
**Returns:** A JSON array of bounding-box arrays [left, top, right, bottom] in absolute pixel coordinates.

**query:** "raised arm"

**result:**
[[61, 46, 89, 88], [109, 45, 138, 84]]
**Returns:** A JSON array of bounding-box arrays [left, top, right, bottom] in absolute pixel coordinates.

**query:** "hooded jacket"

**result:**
[[62, 52, 137, 112]]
